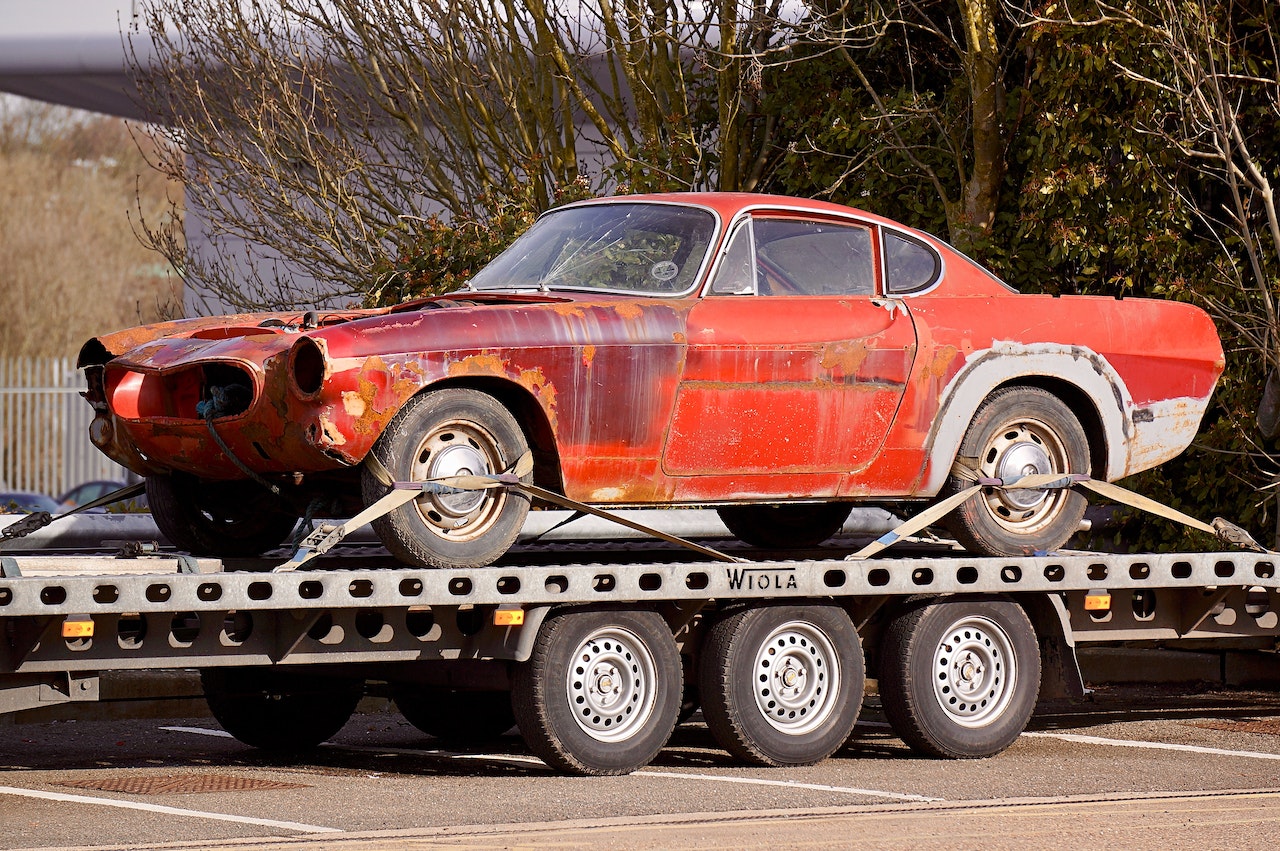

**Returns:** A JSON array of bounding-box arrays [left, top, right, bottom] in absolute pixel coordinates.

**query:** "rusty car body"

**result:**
[[78, 193, 1225, 566]]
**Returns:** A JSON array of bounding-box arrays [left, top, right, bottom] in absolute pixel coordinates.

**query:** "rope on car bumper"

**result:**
[[845, 462, 1270, 561]]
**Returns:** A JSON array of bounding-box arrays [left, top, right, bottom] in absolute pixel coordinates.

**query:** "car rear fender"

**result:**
[[918, 342, 1134, 495]]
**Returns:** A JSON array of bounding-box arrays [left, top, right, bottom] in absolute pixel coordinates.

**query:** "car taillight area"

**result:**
[[106, 362, 257, 420]]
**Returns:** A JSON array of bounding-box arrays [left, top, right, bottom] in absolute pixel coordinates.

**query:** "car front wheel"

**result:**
[[147, 474, 299, 557], [944, 387, 1089, 557], [362, 388, 531, 569]]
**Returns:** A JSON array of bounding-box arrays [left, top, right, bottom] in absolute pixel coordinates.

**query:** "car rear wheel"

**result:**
[[147, 474, 299, 557], [944, 387, 1089, 557], [717, 503, 853, 549], [362, 388, 531, 569]]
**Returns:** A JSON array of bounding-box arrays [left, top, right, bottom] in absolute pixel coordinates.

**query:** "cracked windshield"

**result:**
[[468, 203, 717, 295]]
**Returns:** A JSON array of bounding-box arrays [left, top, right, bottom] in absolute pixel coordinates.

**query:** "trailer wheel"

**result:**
[[944, 387, 1089, 556], [878, 598, 1040, 759], [392, 686, 515, 743], [512, 609, 681, 775], [361, 388, 531, 569], [200, 668, 362, 750], [699, 605, 863, 766], [717, 503, 853, 549], [148, 474, 299, 557]]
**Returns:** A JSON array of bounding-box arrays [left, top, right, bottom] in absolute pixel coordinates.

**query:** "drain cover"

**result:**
[[55, 774, 309, 795]]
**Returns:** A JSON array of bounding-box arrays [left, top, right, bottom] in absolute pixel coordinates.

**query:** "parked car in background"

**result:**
[[76, 192, 1225, 567], [0, 491, 63, 515], [58, 479, 147, 513]]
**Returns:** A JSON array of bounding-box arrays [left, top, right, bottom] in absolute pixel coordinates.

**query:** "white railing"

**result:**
[[0, 357, 131, 498]]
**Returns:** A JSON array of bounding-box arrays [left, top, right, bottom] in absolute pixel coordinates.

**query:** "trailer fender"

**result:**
[[1017, 593, 1086, 701]]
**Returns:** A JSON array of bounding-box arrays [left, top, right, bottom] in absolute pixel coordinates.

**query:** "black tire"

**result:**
[[200, 667, 363, 750], [147, 474, 299, 557], [361, 388, 531, 569], [512, 609, 681, 775], [699, 605, 864, 767], [878, 597, 1040, 759], [717, 503, 853, 549], [392, 686, 515, 743], [943, 387, 1089, 556]]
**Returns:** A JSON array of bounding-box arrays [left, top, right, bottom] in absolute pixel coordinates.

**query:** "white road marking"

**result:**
[[162, 725, 939, 802], [161, 725, 233, 738], [634, 770, 941, 802], [1024, 730, 1280, 761], [0, 785, 338, 834]]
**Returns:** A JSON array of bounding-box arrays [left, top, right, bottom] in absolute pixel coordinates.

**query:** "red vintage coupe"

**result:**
[[78, 193, 1224, 566]]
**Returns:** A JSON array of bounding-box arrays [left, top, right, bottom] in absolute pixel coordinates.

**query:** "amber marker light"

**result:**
[[494, 609, 525, 626], [62, 616, 95, 639], [1083, 592, 1112, 611]]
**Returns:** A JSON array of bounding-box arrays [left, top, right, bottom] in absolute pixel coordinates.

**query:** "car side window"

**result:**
[[708, 223, 755, 294], [884, 231, 941, 294], [752, 218, 875, 296]]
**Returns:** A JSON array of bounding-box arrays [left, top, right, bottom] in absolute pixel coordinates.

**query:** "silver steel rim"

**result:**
[[931, 615, 1016, 728], [408, 417, 507, 542], [978, 417, 1070, 533], [566, 627, 659, 743], [752, 620, 840, 735]]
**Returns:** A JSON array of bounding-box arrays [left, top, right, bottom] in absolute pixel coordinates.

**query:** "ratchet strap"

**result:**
[[280, 452, 742, 570], [846, 463, 1270, 561], [0, 481, 147, 550]]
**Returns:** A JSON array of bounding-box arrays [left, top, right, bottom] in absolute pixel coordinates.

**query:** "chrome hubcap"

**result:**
[[408, 419, 505, 540], [978, 419, 1069, 532]]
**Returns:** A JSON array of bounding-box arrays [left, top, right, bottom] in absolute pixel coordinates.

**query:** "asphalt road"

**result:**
[[6, 684, 1280, 850]]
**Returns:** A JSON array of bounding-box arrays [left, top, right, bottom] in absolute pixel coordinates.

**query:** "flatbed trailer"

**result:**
[[2, 545, 1278, 775]]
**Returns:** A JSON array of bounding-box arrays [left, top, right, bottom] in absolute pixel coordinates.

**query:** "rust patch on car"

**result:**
[[819, 339, 871, 374], [447, 353, 509, 378], [613, 302, 644, 321], [342, 391, 367, 418], [319, 412, 348, 446], [582, 344, 596, 367], [922, 345, 960, 379], [551, 303, 588, 319]]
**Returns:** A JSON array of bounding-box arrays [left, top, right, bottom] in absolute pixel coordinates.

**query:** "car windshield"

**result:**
[[468, 202, 716, 295]]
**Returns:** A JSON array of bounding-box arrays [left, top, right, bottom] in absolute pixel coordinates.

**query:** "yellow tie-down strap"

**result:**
[[844, 463, 1270, 562], [279, 452, 742, 571]]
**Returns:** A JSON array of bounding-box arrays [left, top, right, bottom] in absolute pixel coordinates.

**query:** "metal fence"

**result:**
[[0, 358, 131, 498]]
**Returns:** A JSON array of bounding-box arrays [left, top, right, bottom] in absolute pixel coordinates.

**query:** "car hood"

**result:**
[[77, 292, 574, 369]]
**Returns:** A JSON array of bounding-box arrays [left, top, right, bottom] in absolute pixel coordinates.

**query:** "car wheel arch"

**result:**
[[917, 344, 1131, 496], [409, 376, 565, 494]]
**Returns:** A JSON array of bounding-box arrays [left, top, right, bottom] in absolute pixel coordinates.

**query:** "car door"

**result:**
[[662, 213, 918, 497]]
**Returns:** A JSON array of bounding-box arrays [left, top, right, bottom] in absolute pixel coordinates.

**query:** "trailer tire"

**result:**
[[699, 605, 863, 766], [393, 686, 515, 743], [717, 503, 853, 549], [200, 668, 362, 750], [362, 388, 531, 569], [878, 597, 1040, 759], [512, 609, 681, 776]]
